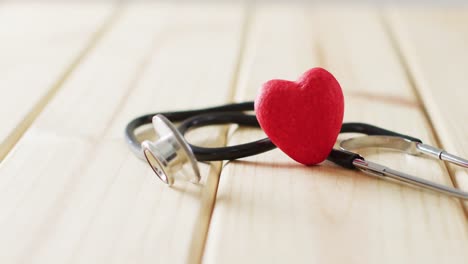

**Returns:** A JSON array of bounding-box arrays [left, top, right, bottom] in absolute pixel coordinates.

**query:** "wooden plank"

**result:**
[[385, 8, 468, 210], [0, 2, 116, 161], [0, 3, 245, 263], [203, 7, 468, 264]]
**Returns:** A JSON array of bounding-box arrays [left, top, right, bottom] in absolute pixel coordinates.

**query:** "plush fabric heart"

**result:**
[[254, 67, 344, 165]]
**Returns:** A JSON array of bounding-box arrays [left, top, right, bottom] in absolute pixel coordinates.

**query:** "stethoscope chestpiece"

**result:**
[[141, 114, 200, 186]]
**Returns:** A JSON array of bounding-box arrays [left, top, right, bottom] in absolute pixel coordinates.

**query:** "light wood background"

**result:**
[[0, 2, 466, 264]]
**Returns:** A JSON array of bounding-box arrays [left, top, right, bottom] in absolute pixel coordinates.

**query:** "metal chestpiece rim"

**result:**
[[141, 114, 200, 186]]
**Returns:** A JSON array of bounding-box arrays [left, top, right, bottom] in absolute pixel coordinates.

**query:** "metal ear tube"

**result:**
[[340, 135, 468, 199]]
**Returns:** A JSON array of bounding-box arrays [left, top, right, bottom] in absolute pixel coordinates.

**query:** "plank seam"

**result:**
[[16, 5, 187, 261], [0, 4, 123, 163], [197, 4, 253, 264], [379, 11, 468, 218]]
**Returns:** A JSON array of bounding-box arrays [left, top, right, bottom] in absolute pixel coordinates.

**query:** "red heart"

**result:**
[[254, 68, 344, 165]]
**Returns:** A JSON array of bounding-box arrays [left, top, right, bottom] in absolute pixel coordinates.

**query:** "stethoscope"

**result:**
[[125, 101, 468, 200]]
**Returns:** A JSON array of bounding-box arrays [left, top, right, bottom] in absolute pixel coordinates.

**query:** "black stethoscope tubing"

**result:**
[[125, 101, 421, 170]]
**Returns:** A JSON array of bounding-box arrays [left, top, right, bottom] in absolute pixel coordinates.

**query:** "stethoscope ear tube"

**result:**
[[340, 135, 468, 200], [340, 123, 422, 143], [327, 149, 363, 169]]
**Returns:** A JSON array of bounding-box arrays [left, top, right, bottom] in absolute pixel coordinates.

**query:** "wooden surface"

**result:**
[[386, 8, 468, 210], [0, 2, 466, 264]]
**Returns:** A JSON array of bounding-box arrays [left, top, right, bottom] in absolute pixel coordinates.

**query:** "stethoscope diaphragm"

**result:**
[[141, 114, 200, 186]]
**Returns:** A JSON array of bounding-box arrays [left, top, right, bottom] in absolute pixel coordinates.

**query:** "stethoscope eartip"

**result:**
[[141, 114, 200, 186]]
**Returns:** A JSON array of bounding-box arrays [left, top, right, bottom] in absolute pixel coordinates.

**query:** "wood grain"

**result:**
[[1, 3, 467, 263], [0, 4, 245, 263], [0, 2, 116, 161], [385, 8, 468, 210], [203, 7, 468, 264]]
